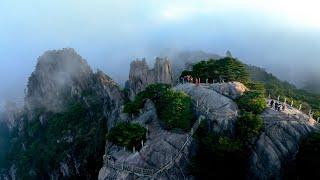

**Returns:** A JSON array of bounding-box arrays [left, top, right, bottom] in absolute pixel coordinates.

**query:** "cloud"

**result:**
[[151, 0, 320, 29]]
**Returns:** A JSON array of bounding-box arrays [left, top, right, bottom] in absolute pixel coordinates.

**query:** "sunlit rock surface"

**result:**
[[175, 83, 239, 135], [248, 106, 319, 179], [204, 82, 248, 99]]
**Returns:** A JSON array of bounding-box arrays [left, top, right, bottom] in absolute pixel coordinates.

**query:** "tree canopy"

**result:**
[[107, 123, 146, 150], [124, 84, 195, 131], [181, 57, 249, 83]]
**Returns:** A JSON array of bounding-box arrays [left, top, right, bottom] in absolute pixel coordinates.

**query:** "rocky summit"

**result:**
[[1, 48, 320, 180], [128, 57, 173, 100], [1, 48, 126, 179], [25, 48, 94, 112]]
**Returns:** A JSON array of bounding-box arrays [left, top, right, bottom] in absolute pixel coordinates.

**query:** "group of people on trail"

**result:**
[[180, 75, 200, 85], [181, 75, 193, 83], [180, 75, 227, 85], [269, 100, 286, 111]]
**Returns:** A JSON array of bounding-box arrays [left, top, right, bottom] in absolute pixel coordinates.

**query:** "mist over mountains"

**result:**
[[1, 1, 320, 110], [0, 48, 319, 113]]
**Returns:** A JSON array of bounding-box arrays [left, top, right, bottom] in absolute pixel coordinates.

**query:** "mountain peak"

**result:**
[[25, 48, 94, 112]]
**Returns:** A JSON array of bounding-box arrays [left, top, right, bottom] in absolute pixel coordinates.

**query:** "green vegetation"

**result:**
[[7, 90, 107, 179], [191, 123, 249, 179], [235, 82, 265, 144], [157, 90, 194, 130], [190, 60, 266, 179], [0, 120, 10, 169], [236, 91, 266, 114], [236, 112, 264, 144], [107, 123, 146, 150], [245, 81, 266, 95], [246, 65, 320, 117], [295, 132, 320, 179], [124, 84, 194, 131], [181, 57, 249, 83], [192, 88, 265, 179], [124, 84, 171, 115], [192, 104, 264, 179]]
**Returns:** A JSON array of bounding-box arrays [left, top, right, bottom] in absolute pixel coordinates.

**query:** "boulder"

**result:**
[[205, 82, 248, 99], [175, 83, 239, 135]]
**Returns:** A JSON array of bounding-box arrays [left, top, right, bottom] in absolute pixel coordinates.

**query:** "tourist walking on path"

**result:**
[[270, 100, 274, 108]]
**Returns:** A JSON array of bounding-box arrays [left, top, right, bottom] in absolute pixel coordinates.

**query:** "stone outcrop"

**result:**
[[248, 107, 319, 179], [98, 100, 195, 180], [23, 48, 125, 127], [204, 82, 248, 99], [176, 82, 320, 179], [2, 48, 126, 179], [175, 83, 239, 135], [93, 71, 126, 129], [226, 50, 233, 58], [25, 48, 94, 112], [128, 57, 173, 100], [154, 57, 173, 85], [160, 50, 221, 84]]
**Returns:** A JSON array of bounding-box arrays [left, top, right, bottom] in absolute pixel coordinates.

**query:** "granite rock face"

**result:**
[[98, 100, 196, 180], [159, 50, 221, 83], [92, 71, 126, 129], [23, 48, 125, 127], [175, 83, 239, 135], [204, 82, 248, 99], [248, 107, 319, 179], [2, 48, 126, 179], [128, 58, 173, 100], [25, 48, 94, 112], [154, 57, 173, 85]]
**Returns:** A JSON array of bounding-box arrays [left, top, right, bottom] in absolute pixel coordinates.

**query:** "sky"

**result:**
[[0, 0, 320, 110]]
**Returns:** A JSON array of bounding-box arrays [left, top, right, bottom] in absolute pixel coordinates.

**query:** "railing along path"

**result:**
[[103, 99, 207, 178], [104, 83, 319, 178]]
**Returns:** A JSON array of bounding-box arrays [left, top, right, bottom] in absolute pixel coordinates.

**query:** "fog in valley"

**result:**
[[1, 0, 320, 111]]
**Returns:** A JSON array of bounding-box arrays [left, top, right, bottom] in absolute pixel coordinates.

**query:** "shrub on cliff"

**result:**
[[191, 133, 248, 179], [107, 123, 146, 150], [157, 91, 194, 131], [236, 91, 266, 114], [124, 84, 170, 114], [124, 84, 194, 131], [236, 111, 264, 144], [7, 93, 107, 179]]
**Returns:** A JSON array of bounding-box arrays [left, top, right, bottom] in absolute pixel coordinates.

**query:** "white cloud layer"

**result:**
[[152, 0, 320, 29]]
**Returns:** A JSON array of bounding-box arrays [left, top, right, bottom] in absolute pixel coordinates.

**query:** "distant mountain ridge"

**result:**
[[167, 50, 320, 113]]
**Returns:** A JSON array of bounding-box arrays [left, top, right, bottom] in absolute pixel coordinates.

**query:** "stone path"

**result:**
[[103, 83, 318, 179], [103, 101, 206, 178]]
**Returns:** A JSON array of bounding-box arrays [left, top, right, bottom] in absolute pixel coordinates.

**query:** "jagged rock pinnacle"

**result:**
[[128, 57, 173, 100]]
